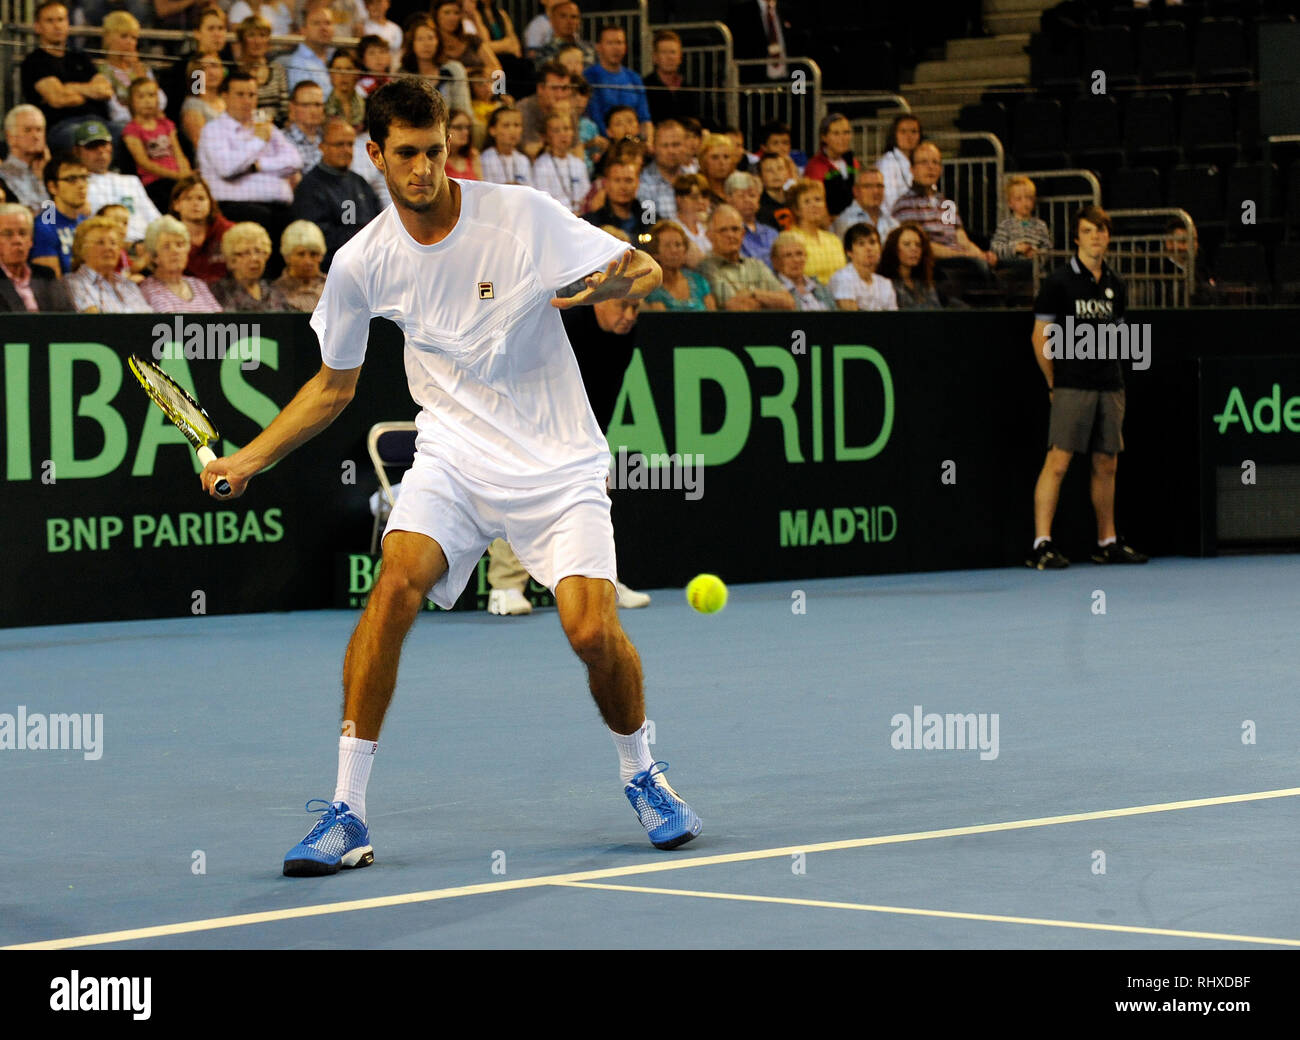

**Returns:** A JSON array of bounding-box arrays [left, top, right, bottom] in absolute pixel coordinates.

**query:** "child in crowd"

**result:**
[[830, 223, 898, 311], [362, 0, 403, 59], [479, 106, 531, 186], [357, 35, 394, 96], [679, 117, 702, 174], [97, 204, 148, 281], [991, 175, 1052, 261], [533, 110, 589, 213], [122, 78, 192, 215]]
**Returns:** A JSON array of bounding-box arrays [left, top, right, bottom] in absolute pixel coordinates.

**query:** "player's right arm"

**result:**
[[200, 363, 359, 498]]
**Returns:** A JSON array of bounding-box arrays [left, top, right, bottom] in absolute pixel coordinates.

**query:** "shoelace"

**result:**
[[630, 761, 675, 815], [300, 798, 345, 840]]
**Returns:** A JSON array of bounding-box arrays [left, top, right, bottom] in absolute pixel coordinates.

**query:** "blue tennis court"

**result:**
[[3, 556, 1297, 950]]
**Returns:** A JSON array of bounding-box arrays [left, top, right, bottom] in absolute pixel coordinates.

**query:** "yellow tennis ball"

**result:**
[[686, 573, 727, 614]]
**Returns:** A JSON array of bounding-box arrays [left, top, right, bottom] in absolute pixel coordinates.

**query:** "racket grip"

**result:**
[[197, 445, 232, 497]]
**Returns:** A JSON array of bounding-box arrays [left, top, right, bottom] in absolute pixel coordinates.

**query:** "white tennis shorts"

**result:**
[[383, 454, 617, 609]]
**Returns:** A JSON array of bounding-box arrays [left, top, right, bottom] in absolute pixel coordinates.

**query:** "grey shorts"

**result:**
[[1048, 388, 1125, 455]]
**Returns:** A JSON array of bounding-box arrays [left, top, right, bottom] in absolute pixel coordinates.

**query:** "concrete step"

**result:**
[[947, 33, 1031, 61], [907, 102, 962, 133], [911, 54, 1028, 84], [984, 0, 1053, 12], [984, 11, 1042, 34]]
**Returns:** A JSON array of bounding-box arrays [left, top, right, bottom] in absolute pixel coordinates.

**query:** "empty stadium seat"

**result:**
[[1013, 98, 1069, 169], [1273, 242, 1300, 301], [1083, 25, 1140, 90], [1215, 241, 1270, 302], [1068, 95, 1125, 181], [956, 102, 1009, 146], [1180, 91, 1239, 169], [1224, 161, 1281, 241], [1123, 93, 1181, 171], [1168, 163, 1224, 227], [1140, 21, 1194, 85], [1107, 166, 1163, 210], [1194, 17, 1253, 83]]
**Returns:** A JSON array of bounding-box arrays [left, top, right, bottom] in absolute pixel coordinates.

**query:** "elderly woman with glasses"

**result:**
[[65, 216, 151, 313], [140, 215, 222, 312], [213, 221, 288, 310], [271, 219, 327, 312]]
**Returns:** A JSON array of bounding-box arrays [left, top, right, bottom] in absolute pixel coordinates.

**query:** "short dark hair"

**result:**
[[366, 76, 448, 150], [42, 150, 83, 192], [291, 79, 323, 101], [597, 23, 625, 42], [605, 105, 637, 128], [34, 0, 66, 19], [1074, 204, 1112, 239], [884, 113, 921, 153], [220, 70, 257, 93], [759, 120, 790, 145], [843, 222, 879, 251], [536, 61, 570, 84]]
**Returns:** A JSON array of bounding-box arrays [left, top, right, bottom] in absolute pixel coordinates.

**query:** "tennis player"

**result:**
[[200, 77, 701, 876]]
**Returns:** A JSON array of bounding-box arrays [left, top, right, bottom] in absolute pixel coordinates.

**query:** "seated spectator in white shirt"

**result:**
[[196, 70, 303, 235], [877, 113, 921, 215], [0, 105, 53, 213], [479, 107, 532, 186], [830, 223, 898, 311], [64, 215, 150, 312], [672, 171, 711, 266], [531, 111, 589, 214], [361, 0, 403, 59], [76, 119, 161, 243], [832, 167, 897, 241], [770, 230, 835, 311], [0, 203, 73, 311], [277, 0, 336, 95], [227, 0, 294, 38], [524, 0, 560, 59], [351, 128, 390, 208]]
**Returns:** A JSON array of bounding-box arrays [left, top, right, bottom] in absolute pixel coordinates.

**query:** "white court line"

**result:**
[[554, 882, 1300, 947], [6, 785, 1298, 950]]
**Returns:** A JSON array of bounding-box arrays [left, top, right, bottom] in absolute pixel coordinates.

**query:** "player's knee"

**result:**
[[1091, 453, 1117, 475], [566, 616, 618, 665], [370, 565, 432, 617]]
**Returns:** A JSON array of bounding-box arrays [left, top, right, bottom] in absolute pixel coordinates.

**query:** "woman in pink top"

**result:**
[[123, 79, 192, 214], [139, 216, 222, 313]]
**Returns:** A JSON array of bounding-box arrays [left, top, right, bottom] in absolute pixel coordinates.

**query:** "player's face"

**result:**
[[374, 121, 450, 214], [1076, 218, 1109, 260], [0, 213, 33, 268], [850, 234, 880, 273]]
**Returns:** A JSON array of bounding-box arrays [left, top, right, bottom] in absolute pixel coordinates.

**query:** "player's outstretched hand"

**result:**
[[551, 250, 637, 309], [201, 457, 248, 499]]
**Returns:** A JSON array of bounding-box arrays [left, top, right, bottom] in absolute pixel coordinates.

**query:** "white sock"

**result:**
[[1098, 535, 1117, 547], [610, 720, 654, 783], [334, 735, 377, 822], [1033, 536, 1050, 549]]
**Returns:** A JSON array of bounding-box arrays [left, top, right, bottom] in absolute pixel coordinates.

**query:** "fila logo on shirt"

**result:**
[[478, 282, 494, 299]]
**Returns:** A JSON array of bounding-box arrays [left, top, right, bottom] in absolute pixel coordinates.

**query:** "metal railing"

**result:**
[[841, 95, 911, 160], [1031, 209, 1198, 308], [730, 56, 821, 155], [928, 130, 1005, 243], [1015, 169, 1101, 251], [646, 20, 731, 131], [580, 1, 649, 81]]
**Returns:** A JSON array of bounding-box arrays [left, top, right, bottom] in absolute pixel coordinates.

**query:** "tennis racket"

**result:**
[[128, 355, 232, 497]]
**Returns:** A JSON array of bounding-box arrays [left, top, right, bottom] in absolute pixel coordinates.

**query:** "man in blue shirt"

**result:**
[[583, 25, 653, 147], [30, 151, 87, 276]]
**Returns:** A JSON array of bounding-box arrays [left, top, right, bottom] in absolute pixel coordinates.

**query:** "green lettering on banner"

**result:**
[[1285, 396, 1300, 432], [809, 509, 832, 545], [1253, 383, 1281, 433], [834, 345, 893, 461], [1213, 387, 1252, 434], [49, 343, 128, 478], [779, 510, 808, 546], [349, 554, 376, 594], [262, 508, 284, 542], [5, 344, 32, 480], [221, 339, 281, 461], [744, 346, 804, 463], [132, 355, 201, 476], [810, 344, 824, 462], [832, 507, 856, 544], [673, 347, 751, 465], [47, 518, 71, 552], [606, 349, 668, 459]]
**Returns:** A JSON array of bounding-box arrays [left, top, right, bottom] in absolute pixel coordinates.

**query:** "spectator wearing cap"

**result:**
[[138, 215, 222, 312], [803, 113, 862, 218], [699, 204, 794, 311], [724, 170, 777, 267], [196, 71, 303, 238], [21, 1, 113, 151], [64, 215, 151, 312], [770, 230, 834, 311], [583, 25, 652, 145], [1, 106, 52, 213], [77, 120, 162, 244], [832, 167, 896, 241], [0, 203, 73, 311], [290, 118, 380, 270], [271, 219, 328, 311], [31, 151, 88, 276], [277, 0, 337, 95]]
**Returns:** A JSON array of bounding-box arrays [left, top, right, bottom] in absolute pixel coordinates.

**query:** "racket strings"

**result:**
[[136, 365, 218, 442]]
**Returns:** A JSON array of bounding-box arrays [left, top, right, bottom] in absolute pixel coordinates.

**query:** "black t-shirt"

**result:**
[[561, 306, 635, 432], [583, 201, 647, 244], [21, 48, 109, 128], [643, 70, 703, 126], [1033, 255, 1128, 391]]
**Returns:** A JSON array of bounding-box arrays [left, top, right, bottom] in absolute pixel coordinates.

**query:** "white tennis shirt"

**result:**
[[312, 180, 630, 488]]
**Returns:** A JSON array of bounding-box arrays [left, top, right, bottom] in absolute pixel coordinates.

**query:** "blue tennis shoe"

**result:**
[[283, 799, 375, 876], [625, 762, 702, 850]]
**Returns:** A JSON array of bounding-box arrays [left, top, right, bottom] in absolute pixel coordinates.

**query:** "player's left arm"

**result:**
[[550, 248, 661, 309]]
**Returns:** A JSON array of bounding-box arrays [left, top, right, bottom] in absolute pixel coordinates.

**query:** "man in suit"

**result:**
[[0, 203, 74, 311]]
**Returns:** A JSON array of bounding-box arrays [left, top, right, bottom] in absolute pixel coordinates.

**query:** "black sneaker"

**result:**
[[1025, 540, 1069, 569], [1091, 541, 1149, 564]]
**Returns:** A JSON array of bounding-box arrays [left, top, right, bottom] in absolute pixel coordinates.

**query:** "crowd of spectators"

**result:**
[[0, 0, 1177, 316]]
